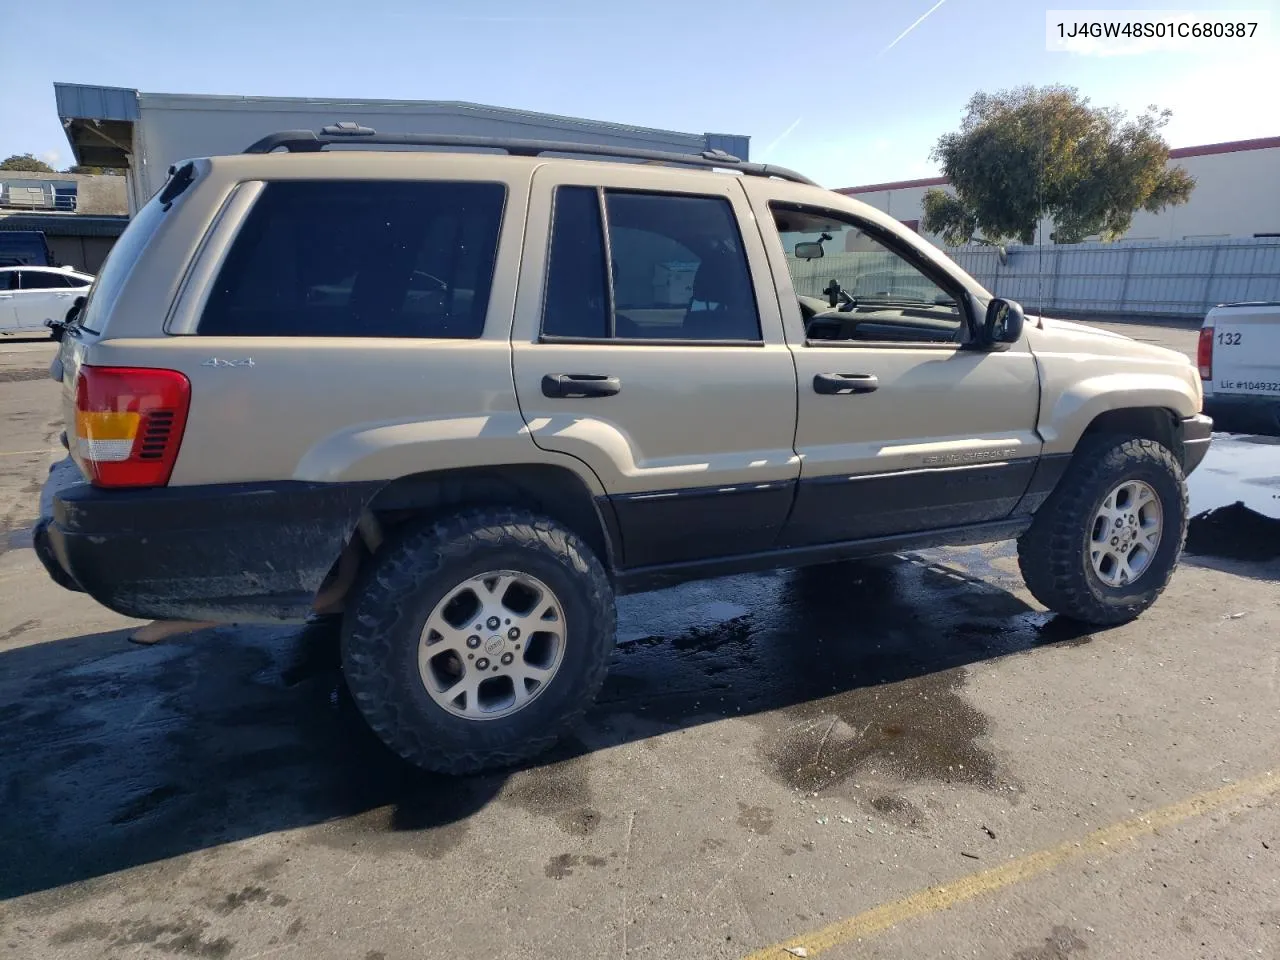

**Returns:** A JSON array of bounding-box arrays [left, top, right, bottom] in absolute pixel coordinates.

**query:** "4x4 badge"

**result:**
[[202, 357, 255, 367]]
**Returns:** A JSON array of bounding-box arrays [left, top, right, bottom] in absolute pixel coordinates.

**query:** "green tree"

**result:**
[[921, 85, 1195, 245], [0, 153, 56, 173]]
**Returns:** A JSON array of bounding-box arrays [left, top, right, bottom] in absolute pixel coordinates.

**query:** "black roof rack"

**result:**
[[242, 122, 819, 186]]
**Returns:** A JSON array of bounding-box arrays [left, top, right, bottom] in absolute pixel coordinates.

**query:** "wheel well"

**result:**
[[312, 465, 617, 617], [1080, 407, 1180, 458], [366, 465, 615, 565]]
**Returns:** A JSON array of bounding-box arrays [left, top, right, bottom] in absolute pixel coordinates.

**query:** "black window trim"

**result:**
[[538, 185, 765, 346], [769, 200, 978, 350], [596, 187, 618, 339]]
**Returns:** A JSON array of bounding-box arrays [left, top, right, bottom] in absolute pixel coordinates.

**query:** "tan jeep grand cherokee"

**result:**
[[35, 127, 1212, 773]]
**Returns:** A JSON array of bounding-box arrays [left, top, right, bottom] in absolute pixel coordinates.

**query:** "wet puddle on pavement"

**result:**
[[1187, 433, 1280, 519], [608, 558, 1058, 807], [1185, 433, 1280, 563]]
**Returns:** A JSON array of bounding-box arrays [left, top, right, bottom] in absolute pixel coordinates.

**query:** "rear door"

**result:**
[[742, 183, 1043, 547], [1208, 303, 1280, 399], [511, 165, 799, 568]]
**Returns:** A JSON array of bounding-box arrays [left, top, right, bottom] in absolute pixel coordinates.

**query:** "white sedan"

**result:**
[[0, 265, 94, 336]]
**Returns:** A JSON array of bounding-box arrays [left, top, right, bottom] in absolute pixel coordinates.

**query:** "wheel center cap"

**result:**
[[484, 635, 504, 655]]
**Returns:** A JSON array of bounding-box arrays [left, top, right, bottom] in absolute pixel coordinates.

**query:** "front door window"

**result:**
[[772, 205, 965, 344]]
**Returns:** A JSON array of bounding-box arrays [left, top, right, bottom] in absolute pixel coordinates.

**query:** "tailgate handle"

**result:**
[[814, 373, 879, 395], [542, 374, 621, 399]]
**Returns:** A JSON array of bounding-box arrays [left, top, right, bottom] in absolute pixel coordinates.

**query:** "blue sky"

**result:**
[[3, 0, 1278, 188]]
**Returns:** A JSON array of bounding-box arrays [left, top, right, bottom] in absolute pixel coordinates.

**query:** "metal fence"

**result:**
[[946, 237, 1280, 318], [786, 253, 947, 304]]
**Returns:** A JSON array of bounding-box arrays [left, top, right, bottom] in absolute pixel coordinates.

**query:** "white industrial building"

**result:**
[[54, 83, 750, 215], [839, 136, 1280, 245]]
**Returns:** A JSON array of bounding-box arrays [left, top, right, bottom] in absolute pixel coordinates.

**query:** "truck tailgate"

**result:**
[[1209, 303, 1280, 397]]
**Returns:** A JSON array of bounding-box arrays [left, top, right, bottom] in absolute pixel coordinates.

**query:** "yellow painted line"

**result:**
[[744, 770, 1279, 960], [0, 449, 47, 457]]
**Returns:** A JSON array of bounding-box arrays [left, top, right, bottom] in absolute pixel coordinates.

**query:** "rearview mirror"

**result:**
[[984, 297, 1024, 347], [794, 241, 824, 260]]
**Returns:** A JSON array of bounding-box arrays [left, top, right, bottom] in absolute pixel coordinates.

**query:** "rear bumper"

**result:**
[[1178, 413, 1214, 475], [1203, 393, 1280, 438], [35, 457, 378, 622]]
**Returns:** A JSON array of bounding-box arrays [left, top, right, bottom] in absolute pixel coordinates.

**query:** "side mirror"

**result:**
[[45, 318, 66, 342], [983, 297, 1024, 347], [794, 241, 825, 260]]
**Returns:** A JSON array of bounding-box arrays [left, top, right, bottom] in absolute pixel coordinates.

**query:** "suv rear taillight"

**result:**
[[73, 366, 191, 487], [1197, 326, 1213, 380]]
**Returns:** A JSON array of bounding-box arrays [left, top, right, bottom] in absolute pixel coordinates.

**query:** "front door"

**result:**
[[13, 269, 76, 333], [742, 188, 1043, 547], [511, 165, 800, 568]]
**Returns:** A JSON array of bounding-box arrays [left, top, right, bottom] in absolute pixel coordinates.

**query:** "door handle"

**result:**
[[0, 294, 12, 300], [542, 374, 622, 399], [814, 373, 879, 395]]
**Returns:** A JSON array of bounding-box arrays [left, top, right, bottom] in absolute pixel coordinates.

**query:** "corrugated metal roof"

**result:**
[[54, 83, 140, 121], [0, 214, 129, 238], [52, 83, 750, 161], [134, 90, 718, 146]]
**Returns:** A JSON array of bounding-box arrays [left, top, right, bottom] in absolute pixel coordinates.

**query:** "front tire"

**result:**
[[1018, 435, 1188, 625], [341, 508, 615, 774]]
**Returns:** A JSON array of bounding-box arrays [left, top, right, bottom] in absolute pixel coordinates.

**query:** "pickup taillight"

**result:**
[[1197, 326, 1213, 380], [73, 366, 191, 487]]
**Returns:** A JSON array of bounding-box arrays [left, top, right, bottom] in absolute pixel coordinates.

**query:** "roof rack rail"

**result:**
[[242, 123, 819, 186]]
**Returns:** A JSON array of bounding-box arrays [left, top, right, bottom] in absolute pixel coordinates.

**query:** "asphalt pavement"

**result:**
[[0, 324, 1276, 960]]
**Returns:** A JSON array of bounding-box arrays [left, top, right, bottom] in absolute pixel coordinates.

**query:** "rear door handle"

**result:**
[[542, 374, 621, 399], [813, 373, 879, 395]]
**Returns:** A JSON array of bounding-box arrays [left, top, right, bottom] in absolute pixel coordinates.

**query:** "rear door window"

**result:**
[[19, 270, 70, 290], [200, 180, 506, 338], [541, 187, 761, 342]]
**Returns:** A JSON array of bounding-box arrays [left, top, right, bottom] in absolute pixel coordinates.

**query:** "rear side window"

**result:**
[[0, 272, 15, 291], [200, 180, 506, 338]]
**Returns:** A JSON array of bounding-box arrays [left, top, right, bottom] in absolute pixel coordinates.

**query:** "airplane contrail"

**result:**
[[880, 0, 951, 55], [764, 117, 803, 155]]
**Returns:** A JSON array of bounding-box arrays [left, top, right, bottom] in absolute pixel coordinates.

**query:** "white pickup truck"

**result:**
[[1199, 302, 1280, 436]]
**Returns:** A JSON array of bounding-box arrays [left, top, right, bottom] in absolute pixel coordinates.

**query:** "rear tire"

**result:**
[[1017, 435, 1187, 625], [341, 508, 615, 774]]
